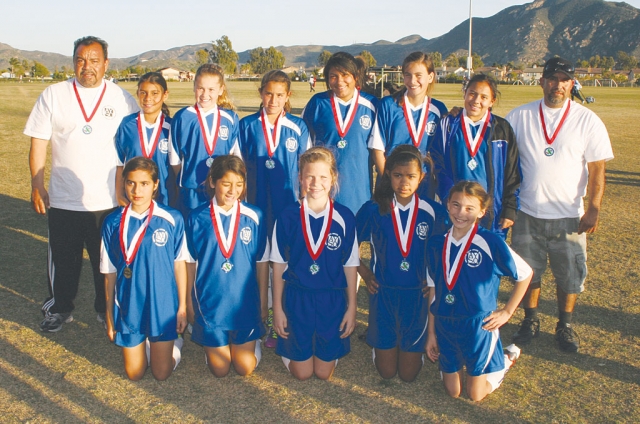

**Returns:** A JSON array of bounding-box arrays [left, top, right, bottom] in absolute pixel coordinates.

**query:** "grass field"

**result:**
[[0, 80, 639, 423]]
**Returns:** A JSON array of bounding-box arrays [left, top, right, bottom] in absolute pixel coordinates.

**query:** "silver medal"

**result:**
[[445, 293, 455, 305], [400, 260, 410, 272], [82, 124, 92, 135], [337, 139, 347, 149], [309, 263, 320, 275], [467, 158, 477, 170], [544, 147, 555, 157], [265, 158, 275, 169], [206, 157, 214, 167], [221, 261, 233, 273]]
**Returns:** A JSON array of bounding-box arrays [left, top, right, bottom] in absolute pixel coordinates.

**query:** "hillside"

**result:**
[[1, 0, 638, 71]]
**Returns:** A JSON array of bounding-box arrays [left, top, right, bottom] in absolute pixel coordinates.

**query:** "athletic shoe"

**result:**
[[504, 344, 521, 365], [264, 308, 277, 348], [555, 323, 580, 353], [97, 313, 106, 329], [40, 312, 73, 333], [512, 318, 540, 345]]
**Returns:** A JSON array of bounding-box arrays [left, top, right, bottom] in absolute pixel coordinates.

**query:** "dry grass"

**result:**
[[0, 80, 638, 423]]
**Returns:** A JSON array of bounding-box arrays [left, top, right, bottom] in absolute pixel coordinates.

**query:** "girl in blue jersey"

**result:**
[[302, 52, 382, 215], [373, 52, 448, 198], [186, 155, 267, 377], [115, 72, 174, 207], [239, 70, 311, 348], [271, 147, 359, 380], [101, 157, 189, 381], [356, 145, 448, 382], [429, 74, 521, 237], [170, 64, 241, 217], [425, 181, 532, 401]]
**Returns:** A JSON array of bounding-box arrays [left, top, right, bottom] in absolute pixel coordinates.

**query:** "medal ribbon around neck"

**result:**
[[300, 197, 333, 262], [194, 104, 220, 156], [461, 111, 491, 158], [442, 223, 478, 291], [260, 108, 283, 158], [73, 80, 107, 123], [210, 199, 241, 260], [330, 90, 360, 139], [137, 113, 165, 158], [119, 201, 155, 267], [539, 100, 571, 145], [390, 194, 419, 258], [402, 95, 431, 148]]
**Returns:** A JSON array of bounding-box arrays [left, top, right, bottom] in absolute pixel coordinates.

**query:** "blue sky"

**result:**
[[2, 0, 639, 58]]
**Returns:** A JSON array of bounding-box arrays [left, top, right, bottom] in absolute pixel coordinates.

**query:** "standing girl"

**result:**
[[101, 157, 189, 381], [429, 74, 521, 237], [302, 52, 382, 215], [170, 64, 241, 217], [373, 52, 448, 198], [239, 70, 311, 347], [114, 72, 174, 206], [271, 147, 359, 380], [425, 181, 532, 401], [186, 155, 267, 377], [356, 145, 449, 382]]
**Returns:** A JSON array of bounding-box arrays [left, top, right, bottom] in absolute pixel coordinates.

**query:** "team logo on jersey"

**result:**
[[240, 226, 252, 244], [219, 125, 229, 140], [416, 222, 429, 240], [152, 228, 169, 247], [426, 121, 437, 136], [359, 115, 372, 130], [285, 137, 298, 152], [326, 233, 341, 250], [102, 106, 116, 119], [465, 249, 482, 267], [158, 138, 169, 154]]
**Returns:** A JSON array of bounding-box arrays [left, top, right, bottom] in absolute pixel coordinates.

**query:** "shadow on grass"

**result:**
[[0, 339, 135, 423]]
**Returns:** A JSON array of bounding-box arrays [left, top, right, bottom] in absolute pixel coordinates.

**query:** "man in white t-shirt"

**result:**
[[505, 57, 613, 353], [25, 36, 139, 332]]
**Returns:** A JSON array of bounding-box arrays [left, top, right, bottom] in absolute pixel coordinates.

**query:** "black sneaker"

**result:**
[[40, 312, 73, 332], [512, 318, 540, 344], [555, 323, 580, 353]]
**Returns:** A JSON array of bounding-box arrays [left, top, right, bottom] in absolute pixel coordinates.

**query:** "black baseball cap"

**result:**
[[542, 57, 575, 78]]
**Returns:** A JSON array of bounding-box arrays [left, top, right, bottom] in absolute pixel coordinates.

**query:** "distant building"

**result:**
[[575, 67, 604, 78], [475, 66, 506, 81], [521, 66, 543, 84], [158, 67, 194, 82]]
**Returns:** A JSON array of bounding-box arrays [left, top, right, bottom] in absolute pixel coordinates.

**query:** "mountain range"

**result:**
[[1, 0, 638, 72]]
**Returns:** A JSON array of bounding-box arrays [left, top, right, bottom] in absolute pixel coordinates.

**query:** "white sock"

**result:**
[[371, 348, 376, 366], [254, 339, 263, 369], [145, 339, 151, 365], [485, 354, 512, 392], [172, 337, 183, 370], [281, 356, 291, 371]]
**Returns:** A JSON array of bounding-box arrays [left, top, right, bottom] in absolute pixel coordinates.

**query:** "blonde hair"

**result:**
[[298, 146, 339, 199], [194, 64, 235, 110]]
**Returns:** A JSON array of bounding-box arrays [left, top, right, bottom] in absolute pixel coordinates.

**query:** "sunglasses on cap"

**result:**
[[543, 58, 575, 78]]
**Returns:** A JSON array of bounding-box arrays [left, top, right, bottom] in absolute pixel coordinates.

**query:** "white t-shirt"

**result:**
[[506, 99, 613, 219], [24, 78, 139, 211]]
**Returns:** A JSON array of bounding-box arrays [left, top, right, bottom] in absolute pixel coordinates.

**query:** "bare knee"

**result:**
[[207, 362, 231, 378], [124, 366, 146, 381], [467, 388, 488, 402], [398, 368, 420, 382], [376, 363, 398, 379], [151, 364, 173, 381], [233, 359, 256, 377], [445, 385, 462, 398], [314, 367, 334, 381], [291, 367, 313, 380]]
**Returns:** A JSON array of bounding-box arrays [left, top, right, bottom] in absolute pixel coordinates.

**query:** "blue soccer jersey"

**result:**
[[100, 201, 191, 338], [356, 195, 449, 289], [239, 110, 311, 235], [270, 198, 359, 290], [170, 106, 241, 207], [430, 111, 521, 234], [302, 90, 381, 214], [186, 199, 267, 332], [426, 224, 532, 318], [373, 95, 447, 158], [115, 112, 173, 205]]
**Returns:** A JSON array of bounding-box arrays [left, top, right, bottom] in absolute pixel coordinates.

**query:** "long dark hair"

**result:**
[[122, 157, 159, 199], [374, 145, 424, 215], [206, 155, 247, 200], [324, 51, 366, 90], [393, 52, 436, 106], [259, 70, 292, 113], [138, 72, 171, 118]]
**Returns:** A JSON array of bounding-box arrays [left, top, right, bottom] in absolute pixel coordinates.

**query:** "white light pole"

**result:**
[[467, 0, 473, 78]]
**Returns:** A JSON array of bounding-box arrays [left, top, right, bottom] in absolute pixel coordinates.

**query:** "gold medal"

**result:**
[[123, 266, 132, 279]]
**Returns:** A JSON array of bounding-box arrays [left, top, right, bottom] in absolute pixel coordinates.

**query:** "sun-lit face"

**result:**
[[260, 81, 290, 117], [210, 171, 245, 211], [388, 161, 423, 205], [464, 81, 496, 121], [540, 72, 574, 108], [447, 192, 486, 236], [125, 169, 158, 213], [299, 161, 334, 202], [328, 69, 357, 101], [194, 74, 223, 112], [403, 62, 434, 100], [74, 42, 109, 88], [137, 81, 168, 119]]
